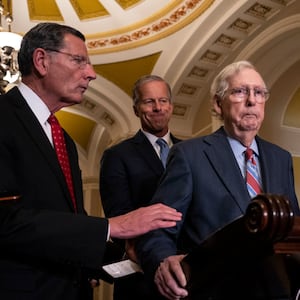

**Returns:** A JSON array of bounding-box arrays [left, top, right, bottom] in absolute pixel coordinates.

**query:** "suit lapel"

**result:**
[[132, 130, 164, 175], [203, 128, 251, 213], [10, 88, 76, 210], [132, 131, 181, 174], [255, 137, 273, 193]]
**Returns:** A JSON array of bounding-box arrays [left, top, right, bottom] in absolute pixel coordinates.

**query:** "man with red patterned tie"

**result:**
[[0, 23, 182, 300], [100, 75, 181, 300], [137, 60, 300, 300]]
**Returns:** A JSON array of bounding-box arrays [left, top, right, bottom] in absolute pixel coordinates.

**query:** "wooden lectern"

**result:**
[[181, 194, 300, 299]]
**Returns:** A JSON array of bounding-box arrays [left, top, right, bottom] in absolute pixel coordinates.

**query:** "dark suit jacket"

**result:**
[[137, 127, 300, 300], [100, 129, 180, 300], [100, 129, 181, 217], [0, 87, 109, 300]]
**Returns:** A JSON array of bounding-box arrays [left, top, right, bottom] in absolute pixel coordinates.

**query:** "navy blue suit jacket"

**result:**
[[137, 127, 299, 299], [100, 129, 181, 217], [0, 87, 108, 300], [100, 129, 181, 300]]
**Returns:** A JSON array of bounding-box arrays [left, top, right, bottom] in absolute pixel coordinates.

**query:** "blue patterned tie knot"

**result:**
[[156, 138, 169, 168]]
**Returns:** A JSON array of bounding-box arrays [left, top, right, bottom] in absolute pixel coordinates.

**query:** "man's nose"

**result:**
[[246, 90, 257, 105], [152, 99, 162, 110], [85, 64, 97, 81]]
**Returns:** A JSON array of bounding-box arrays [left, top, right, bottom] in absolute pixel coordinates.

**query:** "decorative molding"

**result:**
[[80, 99, 97, 111], [246, 3, 273, 20], [178, 83, 199, 96], [214, 34, 238, 48], [101, 112, 115, 126], [173, 103, 189, 118], [188, 67, 209, 79], [200, 50, 222, 64], [86, 0, 215, 53]]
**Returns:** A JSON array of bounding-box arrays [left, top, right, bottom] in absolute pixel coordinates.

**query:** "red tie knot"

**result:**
[[245, 147, 254, 161], [48, 114, 59, 126]]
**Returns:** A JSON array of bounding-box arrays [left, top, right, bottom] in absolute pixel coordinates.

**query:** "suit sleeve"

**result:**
[[136, 144, 193, 279], [0, 203, 108, 269], [100, 147, 135, 217], [281, 152, 299, 215], [261, 142, 300, 215]]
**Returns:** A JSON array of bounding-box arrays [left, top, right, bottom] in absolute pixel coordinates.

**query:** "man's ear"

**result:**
[[133, 105, 139, 117], [32, 48, 50, 76], [213, 95, 222, 114]]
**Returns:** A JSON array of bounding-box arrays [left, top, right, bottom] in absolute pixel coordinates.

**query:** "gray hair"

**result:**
[[132, 75, 172, 105], [210, 60, 264, 118], [18, 22, 85, 76]]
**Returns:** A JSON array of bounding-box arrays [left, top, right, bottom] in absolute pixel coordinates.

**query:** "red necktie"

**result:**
[[245, 148, 262, 198], [48, 114, 77, 212]]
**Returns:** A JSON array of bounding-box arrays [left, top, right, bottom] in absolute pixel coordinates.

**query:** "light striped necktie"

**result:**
[[245, 148, 262, 198], [156, 138, 169, 168]]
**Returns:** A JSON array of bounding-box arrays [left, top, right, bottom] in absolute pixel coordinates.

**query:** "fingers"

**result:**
[[125, 239, 139, 263], [139, 203, 182, 222], [138, 204, 182, 231], [109, 204, 182, 239], [154, 255, 188, 299], [131, 205, 181, 235], [89, 279, 100, 288]]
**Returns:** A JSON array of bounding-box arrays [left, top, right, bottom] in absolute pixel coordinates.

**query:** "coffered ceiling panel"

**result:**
[[27, 0, 63, 21]]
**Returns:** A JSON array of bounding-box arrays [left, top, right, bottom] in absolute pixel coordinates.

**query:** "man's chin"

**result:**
[[62, 97, 82, 106], [241, 125, 260, 132], [148, 128, 165, 135], [240, 120, 261, 130]]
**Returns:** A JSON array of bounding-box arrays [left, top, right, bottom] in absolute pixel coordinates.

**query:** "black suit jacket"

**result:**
[[100, 129, 181, 217], [0, 87, 109, 300], [100, 129, 180, 300], [137, 127, 300, 299]]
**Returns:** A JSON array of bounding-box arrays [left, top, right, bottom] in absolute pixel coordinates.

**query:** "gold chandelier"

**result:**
[[0, 0, 22, 94]]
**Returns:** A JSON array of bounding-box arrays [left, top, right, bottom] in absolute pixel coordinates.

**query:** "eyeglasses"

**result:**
[[227, 86, 270, 103], [139, 97, 171, 106], [45, 48, 91, 69]]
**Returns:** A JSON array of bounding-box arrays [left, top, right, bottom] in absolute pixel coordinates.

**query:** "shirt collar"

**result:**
[[18, 82, 51, 127], [142, 129, 172, 147], [227, 135, 259, 156]]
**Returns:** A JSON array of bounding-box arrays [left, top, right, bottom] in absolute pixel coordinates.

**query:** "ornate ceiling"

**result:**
[[3, 0, 300, 180]]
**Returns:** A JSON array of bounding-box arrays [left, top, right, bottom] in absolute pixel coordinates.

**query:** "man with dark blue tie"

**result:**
[[100, 75, 181, 299]]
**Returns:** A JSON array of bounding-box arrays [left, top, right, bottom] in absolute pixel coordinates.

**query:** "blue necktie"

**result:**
[[156, 138, 169, 168]]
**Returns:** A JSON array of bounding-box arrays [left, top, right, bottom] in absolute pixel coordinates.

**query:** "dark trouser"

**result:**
[[113, 272, 164, 300]]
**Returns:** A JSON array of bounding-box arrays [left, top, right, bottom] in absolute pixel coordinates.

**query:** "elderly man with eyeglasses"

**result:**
[[136, 60, 300, 300]]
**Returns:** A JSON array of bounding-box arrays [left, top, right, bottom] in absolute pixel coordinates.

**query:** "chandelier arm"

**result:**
[[0, 0, 22, 93]]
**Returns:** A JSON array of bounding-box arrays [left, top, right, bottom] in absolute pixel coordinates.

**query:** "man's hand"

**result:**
[[154, 254, 188, 300], [109, 203, 182, 239], [89, 279, 100, 288], [125, 239, 138, 263]]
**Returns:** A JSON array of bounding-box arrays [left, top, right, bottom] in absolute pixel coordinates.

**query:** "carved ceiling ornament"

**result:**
[[86, 0, 215, 54]]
